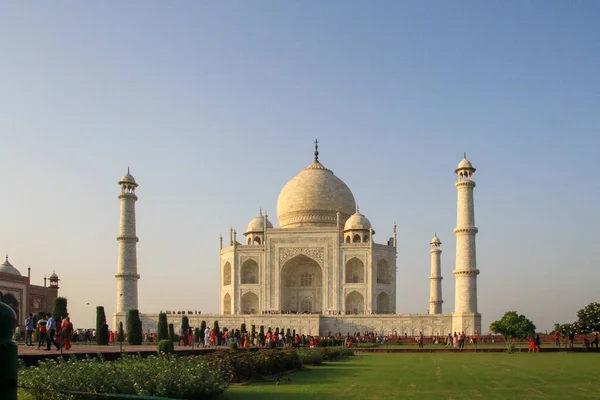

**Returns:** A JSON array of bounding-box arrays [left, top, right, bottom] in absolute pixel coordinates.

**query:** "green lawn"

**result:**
[[222, 353, 599, 400]]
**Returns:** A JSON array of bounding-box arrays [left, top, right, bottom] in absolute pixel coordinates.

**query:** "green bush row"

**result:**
[[19, 354, 228, 400]]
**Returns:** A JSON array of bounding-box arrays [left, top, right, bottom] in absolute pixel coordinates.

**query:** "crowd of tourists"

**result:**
[[19, 312, 74, 351]]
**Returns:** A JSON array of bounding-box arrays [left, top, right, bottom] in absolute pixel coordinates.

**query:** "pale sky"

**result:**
[[1, 1, 598, 331]]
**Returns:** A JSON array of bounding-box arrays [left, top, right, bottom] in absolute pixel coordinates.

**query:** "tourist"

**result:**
[[594, 332, 599, 349], [36, 315, 47, 349], [554, 330, 560, 346], [45, 313, 61, 351], [61, 316, 74, 350], [583, 337, 590, 351], [25, 313, 34, 346], [204, 326, 210, 347], [534, 334, 541, 352], [528, 337, 535, 353]]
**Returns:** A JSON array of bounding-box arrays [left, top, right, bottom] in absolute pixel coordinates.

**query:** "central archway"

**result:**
[[280, 254, 323, 313]]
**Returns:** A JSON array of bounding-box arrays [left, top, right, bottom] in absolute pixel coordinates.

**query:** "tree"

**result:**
[[117, 321, 125, 343], [157, 312, 168, 341], [96, 306, 107, 345], [241, 323, 246, 333], [575, 302, 600, 333], [127, 309, 142, 345], [181, 316, 190, 345], [52, 297, 68, 320], [168, 323, 176, 343], [213, 320, 219, 332], [490, 311, 536, 352]]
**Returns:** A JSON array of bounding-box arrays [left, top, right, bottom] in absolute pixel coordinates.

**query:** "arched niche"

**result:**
[[241, 259, 259, 284], [280, 254, 323, 313], [345, 257, 364, 283], [345, 291, 364, 315], [223, 262, 232, 286], [223, 293, 232, 315], [377, 292, 390, 314], [240, 292, 259, 314]]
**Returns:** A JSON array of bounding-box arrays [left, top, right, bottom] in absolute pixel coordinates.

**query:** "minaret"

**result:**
[[429, 234, 443, 314], [115, 168, 140, 322], [452, 154, 481, 334]]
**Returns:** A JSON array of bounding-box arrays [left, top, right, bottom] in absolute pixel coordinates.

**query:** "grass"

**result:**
[[222, 353, 599, 400]]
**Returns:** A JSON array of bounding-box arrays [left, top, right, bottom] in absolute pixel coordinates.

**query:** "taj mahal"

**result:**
[[114, 142, 481, 336]]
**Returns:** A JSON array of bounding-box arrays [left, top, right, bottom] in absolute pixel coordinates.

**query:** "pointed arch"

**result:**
[[345, 257, 364, 283], [240, 292, 259, 314], [280, 254, 323, 313], [352, 234, 361, 243], [223, 293, 232, 315], [223, 262, 232, 286], [241, 259, 259, 284], [377, 292, 390, 314], [345, 291, 364, 315]]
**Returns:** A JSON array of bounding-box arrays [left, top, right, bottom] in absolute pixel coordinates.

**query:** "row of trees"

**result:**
[[95, 306, 142, 345], [490, 302, 600, 349]]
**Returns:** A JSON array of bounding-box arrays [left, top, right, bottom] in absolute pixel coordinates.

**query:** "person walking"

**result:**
[[534, 334, 541, 353], [24, 313, 34, 346], [554, 330, 560, 347], [36, 315, 47, 349], [45, 313, 60, 351], [61, 316, 74, 350]]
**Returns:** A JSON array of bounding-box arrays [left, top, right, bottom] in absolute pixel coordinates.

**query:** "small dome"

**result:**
[[246, 214, 274, 233], [119, 169, 137, 185], [430, 234, 441, 244], [49, 272, 59, 280], [0, 256, 21, 276], [455, 154, 476, 173], [344, 212, 372, 231]]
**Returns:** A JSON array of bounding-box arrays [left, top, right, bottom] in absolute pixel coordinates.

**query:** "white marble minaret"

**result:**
[[429, 234, 443, 314], [452, 155, 481, 334], [114, 169, 140, 327]]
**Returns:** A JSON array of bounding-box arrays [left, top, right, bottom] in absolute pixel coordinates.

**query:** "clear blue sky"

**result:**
[[1, 1, 598, 331]]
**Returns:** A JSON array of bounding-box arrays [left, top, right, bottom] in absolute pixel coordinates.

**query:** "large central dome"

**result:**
[[277, 151, 356, 229]]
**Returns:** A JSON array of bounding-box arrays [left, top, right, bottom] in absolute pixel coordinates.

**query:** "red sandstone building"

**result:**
[[0, 255, 59, 324]]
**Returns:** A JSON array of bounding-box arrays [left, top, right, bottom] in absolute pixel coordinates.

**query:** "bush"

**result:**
[[52, 297, 68, 320], [168, 323, 176, 344], [297, 349, 324, 365], [158, 339, 174, 354], [229, 341, 238, 352], [127, 309, 142, 345], [96, 306, 107, 345], [19, 354, 228, 399], [157, 312, 168, 341]]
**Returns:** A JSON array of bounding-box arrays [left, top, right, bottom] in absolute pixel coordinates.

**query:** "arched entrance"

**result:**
[[241, 292, 259, 314], [2, 293, 19, 321], [280, 254, 323, 313], [377, 292, 390, 314], [241, 259, 259, 284], [345, 291, 364, 315], [223, 293, 232, 315], [345, 257, 364, 283]]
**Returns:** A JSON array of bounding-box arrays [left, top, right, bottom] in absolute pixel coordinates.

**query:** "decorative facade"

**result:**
[[116, 145, 482, 336], [0, 255, 59, 325]]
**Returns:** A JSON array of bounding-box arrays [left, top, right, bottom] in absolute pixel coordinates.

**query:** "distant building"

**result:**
[[0, 255, 59, 324]]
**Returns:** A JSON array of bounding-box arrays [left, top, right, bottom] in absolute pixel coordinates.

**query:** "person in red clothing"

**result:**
[[109, 331, 114, 345], [554, 330, 560, 346], [528, 337, 535, 353]]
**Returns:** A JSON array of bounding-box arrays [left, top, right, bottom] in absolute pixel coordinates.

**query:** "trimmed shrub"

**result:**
[[157, 312, 168, 341], [251, 324, 256, 334], [229, 341, 238, 352], [168, 323, 176, 343], [96, 306, 107, 345], [127, 309, 142, 345], [52, 297, 68, 320], [194, 328, 200, 343], [117, 321, 124, 343], [19, 354, 228, 399], [158, 339, 174, 354], [241, 323, 246, 333]]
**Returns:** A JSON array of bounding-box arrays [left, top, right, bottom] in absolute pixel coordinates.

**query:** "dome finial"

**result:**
[[356, 203, 360, 213], [314, 139, 319, 161], [464, 152, 467, 159]]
